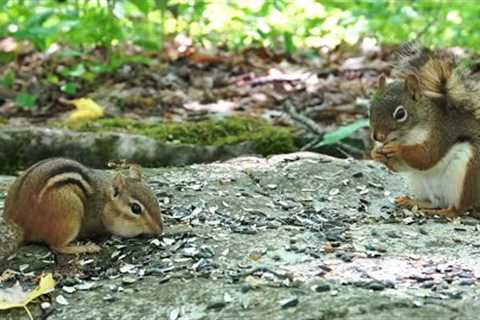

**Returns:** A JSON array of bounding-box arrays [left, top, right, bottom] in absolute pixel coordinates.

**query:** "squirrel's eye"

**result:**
[[113, 187, 119, 197], [130, 202, 142, 215], [393, 105, 408, 122]]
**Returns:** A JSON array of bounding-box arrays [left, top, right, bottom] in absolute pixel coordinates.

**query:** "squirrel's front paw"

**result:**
[[371, 145, 397, 171], [381, 143, 402, 159]]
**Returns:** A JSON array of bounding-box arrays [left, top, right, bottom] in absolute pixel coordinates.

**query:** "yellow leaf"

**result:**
[[66, 98, 104, 124], [0, 273, 56, 320]]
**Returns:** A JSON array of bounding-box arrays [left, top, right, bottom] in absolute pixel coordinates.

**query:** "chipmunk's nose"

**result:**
[[372, 130, 386, 143]]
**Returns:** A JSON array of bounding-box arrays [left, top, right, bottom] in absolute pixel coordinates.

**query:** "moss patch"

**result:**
[[64, 116, 297, 156]]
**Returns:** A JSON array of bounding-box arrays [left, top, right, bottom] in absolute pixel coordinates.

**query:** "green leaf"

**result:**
[[15, 93, 37, 109], [61, 83, 77, 95], [2, 72, 13, 88], [320, 119, 369, 146], [62, 64, 86, 77], [46, 73, 59, 85], [283, 32, 295, 53], [130, 0, 150, 15]]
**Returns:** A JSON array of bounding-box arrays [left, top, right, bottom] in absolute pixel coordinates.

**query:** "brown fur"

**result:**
[[458, 147, 480, 212], [370, 42, 480, 217], [4, 158, 163, 254], [394, 41, 480, 118]]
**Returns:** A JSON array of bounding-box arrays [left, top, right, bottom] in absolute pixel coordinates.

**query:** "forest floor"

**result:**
[[1, 152, 480, 320], [0, 39, 406, 166]]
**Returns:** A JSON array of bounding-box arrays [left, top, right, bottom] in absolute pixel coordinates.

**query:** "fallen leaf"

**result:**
[[0, 273, 56, 320], [65, 98, 104, 124]]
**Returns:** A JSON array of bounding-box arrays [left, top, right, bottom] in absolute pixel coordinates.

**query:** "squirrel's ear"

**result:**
[[405, 74, 421, 100], [129, 164, 143, 180], [377, 74, 386, 90], [112, 173, 126, 191]]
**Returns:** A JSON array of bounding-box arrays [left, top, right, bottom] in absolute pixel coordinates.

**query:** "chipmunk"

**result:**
[[1, 158, 163, 257], [369, 42, 480, 218]]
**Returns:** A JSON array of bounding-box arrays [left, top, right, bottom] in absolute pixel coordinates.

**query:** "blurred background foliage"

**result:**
[[0, 0, 477, 58]]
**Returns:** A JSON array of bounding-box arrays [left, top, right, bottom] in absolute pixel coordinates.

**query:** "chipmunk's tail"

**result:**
[[0, 219, 24, 264], [393, 41, 480, 119]]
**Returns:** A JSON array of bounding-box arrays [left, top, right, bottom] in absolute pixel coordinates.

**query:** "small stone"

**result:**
[[19, 264, 29, 272], [336, 252, 353, 263], [182, 247, 200, 258], [329, 188, 340, 196], [56, 295, 69, 306], [150, 239, 161, 246], [311, 282, 331, 292], [41, 302, 51, 310], [224, 292, 233, 303], [418, 227, 428, 235], [368, 181, 383, 189], [103, 295, 117, 302], [169, 308, 180, 320], [402, 217, 415, 225], [279, 296, 299, 309], [62, 286, 76, 294], [376, 245, 387, 253], [448, 291, 463, 299], [385, 231, 400, 238], [62, 278, 78, 286], [352, 172, 363, 178], [240, 283, 253, 293], [421, 281, 435, 289], [207, 300, 227, 310], [367, 281, 386, 291], [458, 279, 475, 286], [122, 276, 137, 285], [76, 282, 97, 291]]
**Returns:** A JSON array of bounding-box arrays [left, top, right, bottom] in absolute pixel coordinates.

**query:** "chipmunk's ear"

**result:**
[[405, 74, 421, 100], [129, 164, 143, 180], [112, 173, 126, 195], [377, 74, 386, 90]]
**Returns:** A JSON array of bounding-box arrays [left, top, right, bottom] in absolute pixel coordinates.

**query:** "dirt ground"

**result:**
[[1, 152, 480, 320]]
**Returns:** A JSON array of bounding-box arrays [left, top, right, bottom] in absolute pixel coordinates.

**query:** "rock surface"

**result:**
[[0, 126, 263, 173], [1, 152, 480, 320]]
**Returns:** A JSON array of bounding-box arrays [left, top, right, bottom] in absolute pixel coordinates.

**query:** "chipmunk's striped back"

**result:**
[[11, 158, 95, 203], [4, 157, 163, 254]]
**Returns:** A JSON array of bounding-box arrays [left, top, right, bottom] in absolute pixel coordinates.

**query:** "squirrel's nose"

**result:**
[[372, 131, 386, 143]]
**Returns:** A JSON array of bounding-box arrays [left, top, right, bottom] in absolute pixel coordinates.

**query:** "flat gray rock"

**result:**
[[1, 152, 479, 320]]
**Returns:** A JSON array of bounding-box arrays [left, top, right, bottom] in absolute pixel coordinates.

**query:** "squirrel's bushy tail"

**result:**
[[393, 41, 480, 119]]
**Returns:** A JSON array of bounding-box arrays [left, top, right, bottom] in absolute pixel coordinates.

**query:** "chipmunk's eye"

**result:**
[[113, 187, 119, 197], [393, 105, 408, 122], [130, 202, 142, 215]]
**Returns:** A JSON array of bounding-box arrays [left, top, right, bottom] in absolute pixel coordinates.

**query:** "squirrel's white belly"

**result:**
[[401, 142, 474, 209]]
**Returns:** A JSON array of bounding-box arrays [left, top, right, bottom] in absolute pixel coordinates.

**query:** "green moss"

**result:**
[[64, 116, 297, 156], [0, 117, 7, 125]]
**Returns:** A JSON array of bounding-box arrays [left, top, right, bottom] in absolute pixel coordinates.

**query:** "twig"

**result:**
[[239, 74, 304, 87], [283, 100, 324, 136]]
